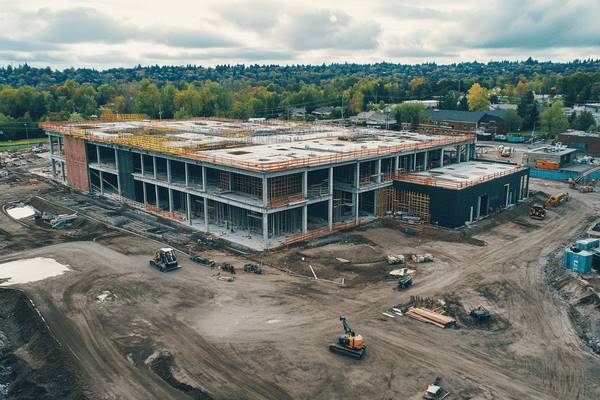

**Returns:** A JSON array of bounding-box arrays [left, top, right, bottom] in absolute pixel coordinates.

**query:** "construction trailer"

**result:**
[[43, 118, 482, 250], [388, 161, 530, 228]]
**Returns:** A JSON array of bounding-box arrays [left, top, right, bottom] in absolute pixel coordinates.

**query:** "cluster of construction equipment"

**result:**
[[530, 192, 570, 220]]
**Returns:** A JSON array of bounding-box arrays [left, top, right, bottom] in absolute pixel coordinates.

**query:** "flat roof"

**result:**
[[559, 130, 600, 138], [42, 118, 474, 172], [395, 161, 524, 189], [526, 145, 577, 156]]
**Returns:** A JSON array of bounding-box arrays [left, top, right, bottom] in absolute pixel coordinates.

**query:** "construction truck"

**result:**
[[190, 255, 215, 268], [149, 248, 180, 272], [545, 192, 569, 207], [469, 305, 491, 322], [329, 316, 366, 359], [530, 204, 547, 220], [397, 275, 413, 289], [423, 377, 450, 400], [243, 263, 262, 274]]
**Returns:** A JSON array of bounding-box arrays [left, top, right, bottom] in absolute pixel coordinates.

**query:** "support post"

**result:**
[[355, 162, 360, 189], [302, 171, 308, 199], [395, 156, 399, 171], [166, 159, 172, 184], [142, 182, 148, 205], [184, 163, 189, 187], [140, 154, 145, 176], [49, 137, 54, 155], [203, 197, 209, 231], [302, 205, 307, 234], [61, 162, 66, 182], [51, 159, 57, 177], [168, 189, 173, 212], [153, 156, 157, 179], [114, 149, 121, 195], [328, 167, 334, 195], [201, 166, 206, 191], [186, 193, 192, 225], [376, 159, 382, 183], [465, 143, 471, 161], [412, 153, 417, 171], [423, 151, 429, 171], [99, 170, 104, 194], [262, 212, 269, 243], [354, 192, 360, 223], [262, 175, 269, 207], [155, 185, 159, 208], [440, 148, 444, 167], [96, 146, 100, 164], [456, 145, 461, 163], [328, 198, 333, 231]]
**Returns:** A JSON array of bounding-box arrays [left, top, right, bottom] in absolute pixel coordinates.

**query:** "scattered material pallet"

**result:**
[[406, 307, 456, 329]]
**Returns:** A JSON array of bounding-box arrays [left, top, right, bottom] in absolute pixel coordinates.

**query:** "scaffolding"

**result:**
[[377, 187, 431, 222], [268, 174, 303, 207]]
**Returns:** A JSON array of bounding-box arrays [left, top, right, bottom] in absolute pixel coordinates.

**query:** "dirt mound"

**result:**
[[0, 288, 87, 400]]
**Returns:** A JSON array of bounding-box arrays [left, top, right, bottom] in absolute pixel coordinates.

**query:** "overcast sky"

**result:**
[[0, 0, 598, 69]]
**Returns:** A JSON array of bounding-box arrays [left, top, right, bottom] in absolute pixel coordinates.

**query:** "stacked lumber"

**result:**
[[406, 307, 456, 328]]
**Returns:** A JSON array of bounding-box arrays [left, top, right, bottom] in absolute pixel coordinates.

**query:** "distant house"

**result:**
[[402, 99, 439, 109], [350, 111, 396, 128], [426, 109, 509, 134], [289, 107, 306, 119], [311, 106, 335, 119]]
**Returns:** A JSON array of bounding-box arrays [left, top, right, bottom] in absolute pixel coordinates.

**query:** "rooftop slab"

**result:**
[[42, 119, 474, 172], [394, 161, 524, 189]]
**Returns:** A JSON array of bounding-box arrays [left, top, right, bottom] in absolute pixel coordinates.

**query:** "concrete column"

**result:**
[[61, 162, 66, 181], [153, 156, 157, 179], [423, 151, 429, 171], [51, 159, 57, 177], [395, 156, 399, 171], [166, 159, 172, 183], [186, 193, 192, 225], [354, 192, 360, 223], [465, 143, 471, 161], [412, 153, 417, 171], [168, 189, 173, 212], [99, 170, 104, 194], [155, 185, 159, 208], [262, 212, 269, 242], [456, 145, 461, 163], [302, 205, 307, 234], [140, 154, 145, 176], [142, 182, 148, 204], [262, 175, 269, 206], [440, 148, 444, 167], [49, 137, 54, 155], [302, 171, 308, 199], [328, 167, 334, 195], [376, 159, 382, 183], [201, 166, 206, 191], [355, 162, 360, 188], [328, 198, 333, 231], [184, 163, 189, 187], [114, 149, 121, 195], [96, 146, 101, 164], [203, 197, 209, 231]]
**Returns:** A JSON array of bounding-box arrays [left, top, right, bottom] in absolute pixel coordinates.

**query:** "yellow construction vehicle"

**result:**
[[530, 204, 547, 220], [329, 316, 366, 359], [149, 248, 180, 272], [545, 192, 569, 207]]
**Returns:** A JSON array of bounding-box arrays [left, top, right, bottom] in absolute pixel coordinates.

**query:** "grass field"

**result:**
[[0, 137, 47, 152]]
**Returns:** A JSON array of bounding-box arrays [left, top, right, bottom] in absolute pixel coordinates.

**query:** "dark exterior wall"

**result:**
[[430, 120, 478, 131], [393, 168, 529, 228], [116, 149, 136, 200], [558, 134, 600, 156], [62, 136, 90, 192]]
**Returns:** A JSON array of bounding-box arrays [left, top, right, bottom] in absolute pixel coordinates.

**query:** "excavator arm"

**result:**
[[340, 315, 355, 336]]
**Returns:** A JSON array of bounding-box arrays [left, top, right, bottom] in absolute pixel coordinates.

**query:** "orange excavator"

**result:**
[[329, 316, 366, 359]]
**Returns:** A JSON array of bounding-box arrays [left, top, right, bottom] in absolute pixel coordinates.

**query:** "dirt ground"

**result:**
[[1, 153, 600, 399]]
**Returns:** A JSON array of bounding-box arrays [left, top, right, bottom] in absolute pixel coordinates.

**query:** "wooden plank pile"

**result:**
[[406, 307, 456, 329]]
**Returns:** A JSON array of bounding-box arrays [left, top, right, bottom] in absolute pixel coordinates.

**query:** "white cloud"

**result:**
[[0, 0, 598, 68]]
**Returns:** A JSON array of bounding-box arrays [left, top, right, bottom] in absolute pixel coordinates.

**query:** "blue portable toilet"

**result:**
[[571, 250, 593, 274], [576, 239, 600, 252]]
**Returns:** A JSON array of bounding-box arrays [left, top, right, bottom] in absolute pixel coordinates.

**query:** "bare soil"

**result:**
[[0, 155, 599, 399]]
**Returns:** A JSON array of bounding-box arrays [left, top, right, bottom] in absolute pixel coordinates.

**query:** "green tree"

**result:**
[[393, 104, 429, 125], [503, 109, 523, 132], [517, 91, 539, 130], [467, 83, 490, 111], [458, 96, 469, 111], [539, 101, 568, 134], [573, 111, 596, 131], [135, 79, 161, 117]]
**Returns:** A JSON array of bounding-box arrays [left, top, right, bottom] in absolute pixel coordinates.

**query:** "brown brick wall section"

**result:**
[[63, 136, 90, 192]]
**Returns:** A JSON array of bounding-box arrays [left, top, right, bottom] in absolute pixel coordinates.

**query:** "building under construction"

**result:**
[[42, 118, 527, 250]]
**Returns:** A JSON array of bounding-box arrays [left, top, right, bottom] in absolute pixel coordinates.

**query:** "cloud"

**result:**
[[215, 0, 282, 31], [444, 0, 600, 50], [278, 9, 381, 50], [143, 48, 295, 62], [31, 7, 237, 48]]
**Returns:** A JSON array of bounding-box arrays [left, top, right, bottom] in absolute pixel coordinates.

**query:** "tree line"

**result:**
[[0, 60, 599, 140]]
